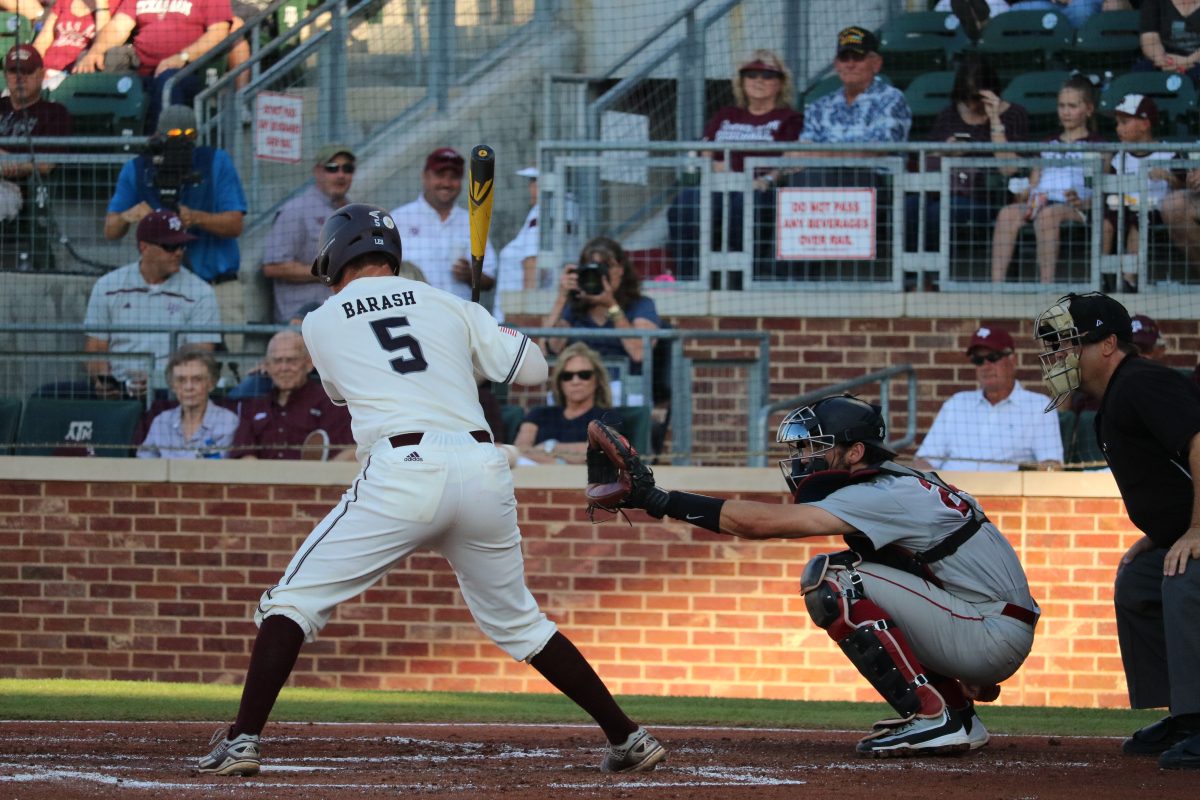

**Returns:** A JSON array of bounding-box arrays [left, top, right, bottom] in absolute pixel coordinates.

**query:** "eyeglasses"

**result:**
[[323, 162, 356, 174], [559, 369, 595, 382], [836, 51, 869, 63], [156, 242, 187, 253], [740, 69, 783, 80], [969, 351, 1010, 366]]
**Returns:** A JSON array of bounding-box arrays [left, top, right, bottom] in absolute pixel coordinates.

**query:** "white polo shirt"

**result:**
[[388, 193, 496, 301], [916, 381, 1064, 471]]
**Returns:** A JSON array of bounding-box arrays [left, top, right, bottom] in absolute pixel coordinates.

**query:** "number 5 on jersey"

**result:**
[[370, 316, 429, 374]]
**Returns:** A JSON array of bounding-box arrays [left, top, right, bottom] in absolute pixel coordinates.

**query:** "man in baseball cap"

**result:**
[[1131, 313, 1166, 361], [916, 323, 1063, 471], [836, 25, 880, 58], [388, 146, 497, 305]]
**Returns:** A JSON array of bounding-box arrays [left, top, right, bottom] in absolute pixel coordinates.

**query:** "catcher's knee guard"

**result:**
[[800, 554, 943, 720]]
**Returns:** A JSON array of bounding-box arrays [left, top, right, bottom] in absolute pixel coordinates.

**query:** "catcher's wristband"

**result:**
[[664, 491, 725, 533]]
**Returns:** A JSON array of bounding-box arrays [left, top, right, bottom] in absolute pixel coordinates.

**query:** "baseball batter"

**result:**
[[198, 204, 665, 776], [586, 395, 1037, 757]]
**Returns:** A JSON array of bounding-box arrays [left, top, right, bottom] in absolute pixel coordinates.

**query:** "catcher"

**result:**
[[586, 394, 1038, 757]]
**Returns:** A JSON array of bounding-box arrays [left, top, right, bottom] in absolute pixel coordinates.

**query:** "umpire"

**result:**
[[1035, 292, 1200, 770]]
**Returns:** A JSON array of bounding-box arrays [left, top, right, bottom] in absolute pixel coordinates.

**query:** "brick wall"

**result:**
[[0, 460, 1144, 708]]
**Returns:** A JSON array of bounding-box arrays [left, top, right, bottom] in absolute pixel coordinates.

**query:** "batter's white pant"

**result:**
[[256, 431, 558, 662], [829, 563, 1035, 686]]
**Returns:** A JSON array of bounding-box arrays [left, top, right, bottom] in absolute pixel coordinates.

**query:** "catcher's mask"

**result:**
[[776, 394, 896, 493], [311, 203, 403, 286], [1034, 292, 1132, 411]]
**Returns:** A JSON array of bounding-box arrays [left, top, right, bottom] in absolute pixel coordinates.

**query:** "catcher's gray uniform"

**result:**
[[810, 468, 1036, 686]]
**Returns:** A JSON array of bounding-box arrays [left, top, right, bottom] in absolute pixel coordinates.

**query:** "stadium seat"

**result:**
[[976, 9, 1074, 81], [607, 405, 653, 456], [904, 70, 956, 138], [1057, 409, 1077, 462], [1072, 409, 1105, 465], [878, 12, 970, 88], [499, 403, 525, 444], [1001, 70, 1073, 140], [0, 12, 33, 50], [1100, 72, 1198, 138], [48, 73, 145, 136], [0, 398, 21, 455], [15, 399, 143, 457], [1066, 10, 1141, 74]]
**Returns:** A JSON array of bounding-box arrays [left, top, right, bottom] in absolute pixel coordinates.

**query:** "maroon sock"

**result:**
[[229, 615, 306, 738], [529, 632, 638, 744], [929, 674, 969, 710]]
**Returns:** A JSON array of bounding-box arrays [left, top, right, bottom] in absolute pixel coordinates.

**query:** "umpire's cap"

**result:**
[[311, 203, 403, 286]]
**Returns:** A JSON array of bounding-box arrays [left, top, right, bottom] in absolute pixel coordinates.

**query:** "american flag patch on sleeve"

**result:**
[[499, 326, 520, 337]]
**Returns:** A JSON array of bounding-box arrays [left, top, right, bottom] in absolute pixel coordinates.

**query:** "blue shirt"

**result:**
[[523, 404, 607, 445], [560, 296, 660, 374], [137, 401, 239, 459], [801, 78, 912, 145], [108, 146, 248, 282]]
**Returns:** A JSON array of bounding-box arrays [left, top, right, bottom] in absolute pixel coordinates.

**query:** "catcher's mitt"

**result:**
[[585, 420, 669, 519]]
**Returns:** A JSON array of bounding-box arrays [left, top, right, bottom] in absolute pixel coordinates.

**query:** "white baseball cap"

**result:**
[[516, 166, 538, 179]]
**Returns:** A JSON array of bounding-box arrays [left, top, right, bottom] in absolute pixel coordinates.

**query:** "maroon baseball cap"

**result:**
[[1111, 93, 1158, 126], [4, 44, 42, 73], [966, 325, 1015, 355], [424, 147, 464, 176], [1130, 314, 1161, 353], [137, 210, 197, 246]]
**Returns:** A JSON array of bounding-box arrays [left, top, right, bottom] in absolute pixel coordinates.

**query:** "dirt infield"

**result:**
[[0, 720, 1192, 799]]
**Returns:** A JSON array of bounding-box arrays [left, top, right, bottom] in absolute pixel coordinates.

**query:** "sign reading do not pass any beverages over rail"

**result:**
[[254, 92, 304, 164], [776, 188, 875, 260]]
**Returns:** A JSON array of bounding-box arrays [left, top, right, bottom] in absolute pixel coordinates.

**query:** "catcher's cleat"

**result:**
[[961, 703, 990, 751], [197, 726, 261, 776], [601, 726, 667, 773], [856, 708, 971, 758]]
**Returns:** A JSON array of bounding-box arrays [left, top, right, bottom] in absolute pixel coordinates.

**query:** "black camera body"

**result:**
[[575, 260, 608, 296], [146, 133, 202, 211]]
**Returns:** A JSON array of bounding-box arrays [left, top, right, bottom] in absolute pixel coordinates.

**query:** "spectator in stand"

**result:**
[[513, 343, 612, 466], [666, 49, 803, 281], [84, 210, 221, 400], [261, 144, 356, 323], [1157, 157, 1200, 280], [389, 147, 498, 305], [991, 74, 1104, 283], [906, 52, 1026, 254], [543, 236, 660, 406], [1132, 313, 1168, 360], [941, 1, 1106, 40], [138, 346, 238, 459], [229, 330, 354, 461], [1102, 94, 1183, 292], [915, 325, 1063, 471], [31, 0, 111, 92], [496, 166, 579, 298], [0, 44, 72, 272], [74, 0, 232, 132], [1137, 0, 1200, 84], [104, 105, 247, 340]]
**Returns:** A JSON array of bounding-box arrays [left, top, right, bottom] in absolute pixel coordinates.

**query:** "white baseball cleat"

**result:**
[[197, 726, 261, 776], [856, 708, 972, 758], [601, 726, 667, 773]]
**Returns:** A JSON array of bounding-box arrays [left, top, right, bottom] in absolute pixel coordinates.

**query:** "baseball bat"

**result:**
[[467, 144, 495, 304]]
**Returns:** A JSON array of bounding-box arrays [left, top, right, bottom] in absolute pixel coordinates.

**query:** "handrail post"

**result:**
[[429, 0, 454, 111]]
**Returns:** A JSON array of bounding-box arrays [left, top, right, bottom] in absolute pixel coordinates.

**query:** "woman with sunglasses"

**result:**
[[513, 343, 612, 466], [667, 49, 803, 280]]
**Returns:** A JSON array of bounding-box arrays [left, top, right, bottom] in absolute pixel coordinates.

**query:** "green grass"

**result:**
[[0, 679, 1162, 737]]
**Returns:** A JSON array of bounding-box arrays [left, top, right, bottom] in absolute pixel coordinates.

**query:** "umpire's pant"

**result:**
[[1114, 547, 1200, 715]]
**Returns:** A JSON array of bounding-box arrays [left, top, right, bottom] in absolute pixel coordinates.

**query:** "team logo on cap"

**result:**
[[976, 327, 992, 338], [168, 216, 183, 231]]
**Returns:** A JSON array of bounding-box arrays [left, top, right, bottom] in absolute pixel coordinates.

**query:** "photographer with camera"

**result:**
[[104, 105, 247, 337], [543, 236, 660, 406]]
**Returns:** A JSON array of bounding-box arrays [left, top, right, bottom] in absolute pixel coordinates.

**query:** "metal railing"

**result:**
[[749, 365, 918, 468]]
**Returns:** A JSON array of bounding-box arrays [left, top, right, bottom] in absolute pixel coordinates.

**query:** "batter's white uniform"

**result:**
[[255, 275, 557, 661], [811, 469, 1037, 685]]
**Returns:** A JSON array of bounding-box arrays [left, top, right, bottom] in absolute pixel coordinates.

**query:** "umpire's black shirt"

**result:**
[[1097, 354, 1200, 548]]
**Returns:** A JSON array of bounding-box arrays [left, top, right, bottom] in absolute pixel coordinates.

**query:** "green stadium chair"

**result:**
[[499, 403, 525, 444], [607, 405, 652, 456], [15, 399, 143, 457], [1072, 409, 1106, 465], [48, 72, 145, 136], [1066, 10, 1141, 73], [904, 70, 956, 138], [1001, 70, 1073, 140], [1057, 409, 1077, 463], [0, 12, 33, 49], [1100, 71, 1198, 138], [0, 398, 21, 456], [878, 12, 970, 88], [977, 9, 1074, 81]]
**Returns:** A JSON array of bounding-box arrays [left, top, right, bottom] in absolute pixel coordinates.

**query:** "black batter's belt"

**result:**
[[389, 430, 492, 448]]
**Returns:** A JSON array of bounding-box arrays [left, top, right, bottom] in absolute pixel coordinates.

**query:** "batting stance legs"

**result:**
[[198, 437, 665, 776]]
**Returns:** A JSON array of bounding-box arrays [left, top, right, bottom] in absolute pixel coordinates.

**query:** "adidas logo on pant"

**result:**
[[404, 451, 423, 462]]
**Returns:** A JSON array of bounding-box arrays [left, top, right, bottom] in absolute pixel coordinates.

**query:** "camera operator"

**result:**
[[104, 105, 247, 340], [543, 236, 660, 405]]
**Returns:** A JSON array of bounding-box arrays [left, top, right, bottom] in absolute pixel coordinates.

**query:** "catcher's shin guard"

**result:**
[[801, 556, 944, 720]]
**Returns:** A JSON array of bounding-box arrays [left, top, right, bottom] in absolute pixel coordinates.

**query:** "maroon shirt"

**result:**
[[923, 103, 1028, 199], [230, 379, 352, 460], [0, 97, 73, 139], [703, 106, 804, 173]]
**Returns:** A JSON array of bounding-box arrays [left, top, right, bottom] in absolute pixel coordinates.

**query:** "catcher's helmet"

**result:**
[[311, 203, 402, 286], [776, 394, 896, 492]]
